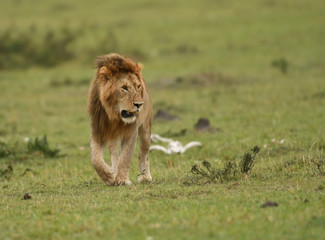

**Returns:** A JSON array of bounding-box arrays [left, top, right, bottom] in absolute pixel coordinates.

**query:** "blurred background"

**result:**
[[2, 0, 324, 74], [0, 0, 324, 149]]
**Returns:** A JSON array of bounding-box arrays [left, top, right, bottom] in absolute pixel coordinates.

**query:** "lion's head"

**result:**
[[90, 53, 146, 124]]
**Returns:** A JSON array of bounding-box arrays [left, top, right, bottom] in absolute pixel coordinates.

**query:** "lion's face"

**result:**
[[92, 54, 147, 125], [115, 73, 144, 124], [98, 66, 144, 124]]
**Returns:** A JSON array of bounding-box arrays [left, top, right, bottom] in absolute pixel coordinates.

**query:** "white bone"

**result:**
[[149, 134, 202, 154], [149, 145, 171, 154], [183, 141, 202, 151], [151, 134, 172, 143]]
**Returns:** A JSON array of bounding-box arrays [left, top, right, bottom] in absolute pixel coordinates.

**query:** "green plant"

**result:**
[[27, 136, 62, 158], [240, 146, 260, 174], [0, 165, 13, 180], [191, 146, 260, 183], [0, 142, 11, 158], [271, 57, 289, 74]]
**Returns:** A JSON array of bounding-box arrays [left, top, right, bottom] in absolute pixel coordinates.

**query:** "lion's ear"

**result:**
[[136, 63, 143, 72], [95, 55, 106, 69], [99, 66, 110, 81]]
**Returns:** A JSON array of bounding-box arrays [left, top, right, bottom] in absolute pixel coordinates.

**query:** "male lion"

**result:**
[[88, 53, 153, 186]]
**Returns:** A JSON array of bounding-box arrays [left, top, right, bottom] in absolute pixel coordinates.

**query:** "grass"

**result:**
[[1, 0, 325, 239]]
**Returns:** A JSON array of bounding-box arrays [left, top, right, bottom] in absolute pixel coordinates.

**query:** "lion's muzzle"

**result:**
[[121, 110, 135, 118]]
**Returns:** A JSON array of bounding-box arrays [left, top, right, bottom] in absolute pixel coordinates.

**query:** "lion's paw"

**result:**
[[114, 178, 133, 186], [137, 174, 153, 183], [99, 175, 115, 186], [102, 180, 115, 186]]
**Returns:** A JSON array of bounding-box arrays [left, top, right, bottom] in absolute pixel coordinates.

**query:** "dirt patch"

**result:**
[[154, 109, 179, 121], [194, 118, 220, 132], [22, 193, 32, 200], [261, 201, 278, 208], [150, 72, 237, 89], [177, 72, 234, 86], [50, 77, 89, 87], [312, 89, 325, 99]]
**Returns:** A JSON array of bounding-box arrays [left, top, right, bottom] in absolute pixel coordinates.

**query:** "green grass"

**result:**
[[1, 0, 325, 239]]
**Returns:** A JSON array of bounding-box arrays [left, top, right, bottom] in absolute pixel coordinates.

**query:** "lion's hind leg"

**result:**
[[90, 136, 115, 186], [137, 124, 153, 183]]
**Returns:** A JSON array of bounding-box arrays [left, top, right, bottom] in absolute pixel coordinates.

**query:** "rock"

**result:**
[[154, 109, 179, 121], [194, 118, 220, 132], [261, 201, 278, 208]]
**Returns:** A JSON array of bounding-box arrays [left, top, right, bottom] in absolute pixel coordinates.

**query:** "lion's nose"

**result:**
[[133, 102, 143, 109]]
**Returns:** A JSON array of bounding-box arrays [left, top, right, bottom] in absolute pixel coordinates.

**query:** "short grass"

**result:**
[[1, 0, 325, 239]]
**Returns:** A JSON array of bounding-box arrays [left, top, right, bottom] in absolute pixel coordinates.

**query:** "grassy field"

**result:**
[[1, 0, 325, 239]]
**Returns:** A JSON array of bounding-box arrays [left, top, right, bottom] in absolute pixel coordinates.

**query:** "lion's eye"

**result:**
[[138, 85, 141, 89], [122, 86, 128, 91]]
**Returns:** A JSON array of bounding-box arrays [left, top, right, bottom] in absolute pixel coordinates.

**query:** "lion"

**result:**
[[88, 53, 153, 186]]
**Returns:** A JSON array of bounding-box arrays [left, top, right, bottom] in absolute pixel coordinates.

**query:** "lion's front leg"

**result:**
[[90, 136, 115, 186], [114, 133, 137, 186], [137, 124, 152, 183], [108, 138, 121, 178]]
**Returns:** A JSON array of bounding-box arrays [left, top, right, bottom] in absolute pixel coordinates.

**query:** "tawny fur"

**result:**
[[88, 53, 153, 186]]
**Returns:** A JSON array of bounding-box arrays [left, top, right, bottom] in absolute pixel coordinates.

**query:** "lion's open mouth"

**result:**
[[121, 110, 135, 118]]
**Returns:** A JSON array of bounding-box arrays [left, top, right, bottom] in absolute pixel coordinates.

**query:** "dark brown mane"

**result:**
[[95, 53, 143, 80]]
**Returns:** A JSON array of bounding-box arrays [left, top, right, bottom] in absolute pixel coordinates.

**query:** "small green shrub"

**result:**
[[271, 57, 289, 74], [190, 146, 260, 183], [240, 145, 260, 174], [0, 165, 13, 180], [0, 142, 12, 158], [0, 136, 63, 161], [27, 136, 61, 158], [0, 141, 26, 160]]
